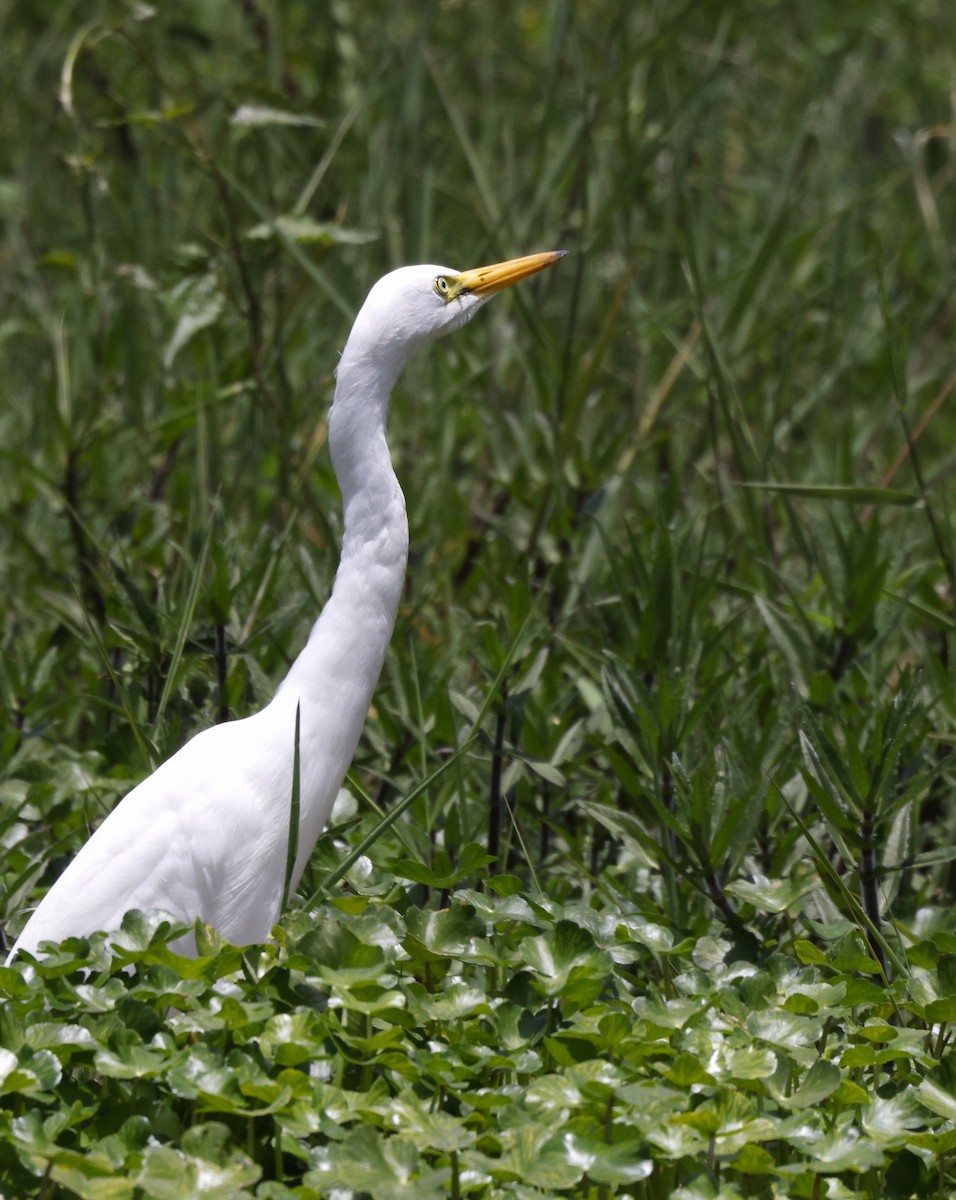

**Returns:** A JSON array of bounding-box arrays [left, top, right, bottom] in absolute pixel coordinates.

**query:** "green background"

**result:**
[[2, 2, 956, 1196]]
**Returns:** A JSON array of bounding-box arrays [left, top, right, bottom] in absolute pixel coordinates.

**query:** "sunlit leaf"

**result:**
[[306, 1126, 448, 1199], [245, 215, 376, 245], [915, 1078, 956, 1121], [230, 104, 324, 127], [766, 1058, 841, 1108], [519, 921, 612, 1003], [561, 1133, 653, 1184], [135, 1123, 261, 1197], [162, 274, 225, 370]]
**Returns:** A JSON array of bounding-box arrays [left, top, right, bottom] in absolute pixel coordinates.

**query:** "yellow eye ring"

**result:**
[[433, 275, 452, 300]]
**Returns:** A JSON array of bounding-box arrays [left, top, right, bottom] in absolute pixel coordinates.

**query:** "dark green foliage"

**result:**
[[3, 0, 956, 1195]]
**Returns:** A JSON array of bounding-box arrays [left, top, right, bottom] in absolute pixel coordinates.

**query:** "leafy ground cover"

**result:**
[[3, 0, 956, 1196]]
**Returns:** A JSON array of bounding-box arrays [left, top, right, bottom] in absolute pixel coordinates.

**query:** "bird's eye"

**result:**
[[433, 275, 452, 301]]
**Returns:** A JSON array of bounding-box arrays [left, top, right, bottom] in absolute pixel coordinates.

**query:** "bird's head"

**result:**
[[341, 251, 566, 378]]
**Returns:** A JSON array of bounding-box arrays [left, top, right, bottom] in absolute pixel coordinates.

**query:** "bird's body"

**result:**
[[9, 251, 563, 960]]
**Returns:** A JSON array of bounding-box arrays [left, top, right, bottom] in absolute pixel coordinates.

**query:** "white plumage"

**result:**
[[8, 251, 564, 960]]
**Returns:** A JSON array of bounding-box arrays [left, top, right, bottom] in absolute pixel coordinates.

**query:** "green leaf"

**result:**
[[833, 1079, 870, 1106], [843, 978, 887, 1007], [162, 274, 225, 370], [800, 1121, 886, 1172], [519, 921, 612, 1003], [485, 873, 525, 896], [633, 995, 710, 1032], [726, 871, 814, 914], [783, 992, 819, 1015], [306, 1127, 448, 1199], [561, 1134, 653, 1184], [417, 981, 489, 1021], [740, 481, 916, 505], [135, 1123, 261, 1198], [664, 1052, 715, 1087], [746, 1010, 825, 1066], [385, 1091, 476, 1153], [403, 904, 486, 959], [245, 215, 376, 245], [733, 1143, 776, 1174], [0, 1047, 62, 1096], [725, 1046, 778, 1081], [862, 1090, 926, 1147], [393, 842, 496, 888], [94, 1034, 167, 1081], [490, 1123, 586, 1190], [767, 1059, 842, 1108], [915, 1079, 956, 1121], [618, 913, 675, 953], [829, 933, 882, 974], [297, 922, 388, 986], [793, 939, 828, 965]]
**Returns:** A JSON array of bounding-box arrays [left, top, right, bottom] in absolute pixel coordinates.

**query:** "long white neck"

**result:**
[[271, 339, 408, 880]]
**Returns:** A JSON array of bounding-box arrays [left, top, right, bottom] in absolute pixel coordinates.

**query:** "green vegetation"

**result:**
[[2, 1, 956, 1195]]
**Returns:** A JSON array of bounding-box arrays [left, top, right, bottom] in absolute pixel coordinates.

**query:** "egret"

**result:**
[[8, 250, 565, 961]]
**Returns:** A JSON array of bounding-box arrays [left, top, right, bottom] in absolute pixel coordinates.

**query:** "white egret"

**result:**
[[9, 250, 565, 961]]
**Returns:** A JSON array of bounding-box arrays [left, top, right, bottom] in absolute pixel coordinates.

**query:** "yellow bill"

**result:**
[[453, 250, 566, 298]]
